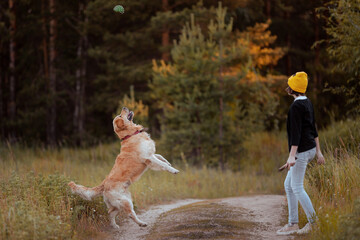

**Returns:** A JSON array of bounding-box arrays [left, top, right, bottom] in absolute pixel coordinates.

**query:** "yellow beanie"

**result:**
[[288, 71, 308, 93]]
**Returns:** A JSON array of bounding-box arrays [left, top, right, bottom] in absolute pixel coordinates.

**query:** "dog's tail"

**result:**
[[68, 181, 104, 201]]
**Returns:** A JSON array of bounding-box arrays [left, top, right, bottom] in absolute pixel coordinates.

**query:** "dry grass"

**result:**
[[299, 119, 360, 239], [239, 120, 360, 240], [304, 148, 360, 239], [0, 142, 284, 240], [0, 119, 358, 239]]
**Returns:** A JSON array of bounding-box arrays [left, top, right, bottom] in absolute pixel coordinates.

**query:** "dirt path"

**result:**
[[109, 195, 296, 240]]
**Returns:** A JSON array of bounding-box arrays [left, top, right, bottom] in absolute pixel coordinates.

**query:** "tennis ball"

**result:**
[[113, 5, 124, 14]]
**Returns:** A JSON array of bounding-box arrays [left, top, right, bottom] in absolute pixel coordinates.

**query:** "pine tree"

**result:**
[[150, 3, 250, 166], [150, 3, 286, 167], [324, 0, 360, 115]]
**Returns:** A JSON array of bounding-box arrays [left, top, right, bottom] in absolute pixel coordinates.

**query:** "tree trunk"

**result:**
[[42, 0, 49, 80], [80, 32, 88, 143], [218, 39, 224, 170], [8, 0, 16, 142], [286, 35, 291, 75], [47, 0, 57, 146], [0, 73, 3, 137], [313, 9, 321, 91], [266, 0, 271, 19], [74, 1, 88, 145], [285, 8, 291, 75], [162, 0, 170, 61], [0, 11, 4, 138], [74, 38, 82, 142]]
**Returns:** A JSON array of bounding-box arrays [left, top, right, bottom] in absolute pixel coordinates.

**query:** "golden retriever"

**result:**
[[68, 107, 179, 229]]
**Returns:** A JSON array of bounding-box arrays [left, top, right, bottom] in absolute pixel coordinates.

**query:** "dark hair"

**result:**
[[286, 87, 305, 96]]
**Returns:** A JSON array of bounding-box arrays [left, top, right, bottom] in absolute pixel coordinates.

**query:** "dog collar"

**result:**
[[121, 129, 144, 141]]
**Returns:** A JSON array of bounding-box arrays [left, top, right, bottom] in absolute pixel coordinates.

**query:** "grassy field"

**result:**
[[0, 119, 359, 239], [304, 120, 360, 240], [305, 150, 360, 240], [0, 141, 286, 239]]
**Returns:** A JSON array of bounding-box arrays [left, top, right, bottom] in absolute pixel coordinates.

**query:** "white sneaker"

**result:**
[[276, 223, 299, 235], [297, 222, 313, 234]]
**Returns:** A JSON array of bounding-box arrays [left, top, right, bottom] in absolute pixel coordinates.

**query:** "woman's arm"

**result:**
[[315, 137, 325, 164]]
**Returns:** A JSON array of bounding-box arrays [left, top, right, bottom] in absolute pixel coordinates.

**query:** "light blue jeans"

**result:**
[[284, 147, 317, 224]]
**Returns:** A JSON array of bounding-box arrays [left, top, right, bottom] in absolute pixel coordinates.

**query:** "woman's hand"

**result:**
[[286, 155, 296, 170], [317, 151, 325, 165]]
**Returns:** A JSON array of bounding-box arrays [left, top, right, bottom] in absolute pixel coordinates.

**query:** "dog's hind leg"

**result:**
[[145, 155, 179, 174], [108, 207, 120, 229], [122, 199, 147, 227], [155, 154, 172, 166], [104, 186, 146, 228], [104, 197, 120, 229]]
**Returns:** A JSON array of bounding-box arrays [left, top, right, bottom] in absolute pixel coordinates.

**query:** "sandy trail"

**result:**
[[220, 195, 295, 239], [109, 195, 296, 240], [109, 199, 202, 240]]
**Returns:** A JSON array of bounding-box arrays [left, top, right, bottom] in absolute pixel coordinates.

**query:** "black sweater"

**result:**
[[287, 97, 318, 153]]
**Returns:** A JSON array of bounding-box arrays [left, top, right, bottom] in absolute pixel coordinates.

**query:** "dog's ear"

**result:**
[[114, 117, 125, 132]]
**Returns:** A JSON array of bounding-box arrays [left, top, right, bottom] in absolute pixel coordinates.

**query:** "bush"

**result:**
[[0, 172, 107, 240]]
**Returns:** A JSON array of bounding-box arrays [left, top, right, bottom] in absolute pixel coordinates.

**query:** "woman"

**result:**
[[277, 71, 325, 235]]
